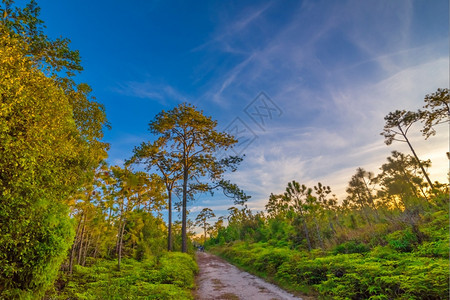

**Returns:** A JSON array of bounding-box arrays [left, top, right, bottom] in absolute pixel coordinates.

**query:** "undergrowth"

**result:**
[[46, 252, 198, 299], [210, 211, 449, 299]]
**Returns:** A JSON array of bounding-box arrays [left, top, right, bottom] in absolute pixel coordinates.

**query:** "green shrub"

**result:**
[[369, 246, 399, 260], [333, 241, 370, 254], [421, 211, 449, 241], [159, 252, 198, 288], [415, 240, 449, 258], [387, 229, 417, 252], [242, 245, 293, 276]]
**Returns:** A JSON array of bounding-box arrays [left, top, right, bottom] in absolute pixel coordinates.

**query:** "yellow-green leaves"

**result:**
[[0, 27, 93, 298]]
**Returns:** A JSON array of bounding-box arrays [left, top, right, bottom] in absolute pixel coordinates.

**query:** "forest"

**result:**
[[0, 1, 449, 299]]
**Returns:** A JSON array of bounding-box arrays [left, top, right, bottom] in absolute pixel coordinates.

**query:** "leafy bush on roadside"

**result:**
[[211, 240, 449, 299], [386, 229, 418, 252], [159, 252, 199, 288], [332, 241, 370, 254]]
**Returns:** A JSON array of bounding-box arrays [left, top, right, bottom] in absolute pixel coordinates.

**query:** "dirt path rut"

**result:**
[[194, 252, 302, 300]]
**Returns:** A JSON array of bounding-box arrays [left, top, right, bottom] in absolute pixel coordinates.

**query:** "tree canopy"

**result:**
[[0, 2, 109, 297], [139, 102, 246, 252], [0, 27, 93, 298]]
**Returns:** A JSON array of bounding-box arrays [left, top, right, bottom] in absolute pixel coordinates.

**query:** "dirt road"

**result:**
[[194, 252, 303, 300]]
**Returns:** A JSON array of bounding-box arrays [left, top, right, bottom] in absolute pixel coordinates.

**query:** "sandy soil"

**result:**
[[194, 252, 303, 300]]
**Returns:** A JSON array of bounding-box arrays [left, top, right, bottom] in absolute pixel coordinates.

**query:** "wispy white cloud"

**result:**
[[114, 81, 189, 105], [191, 2, 273, 54], [211, 53, 257, 105]]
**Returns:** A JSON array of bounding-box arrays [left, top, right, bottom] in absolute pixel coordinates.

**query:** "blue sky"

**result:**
[[37, 0, 448, 224]]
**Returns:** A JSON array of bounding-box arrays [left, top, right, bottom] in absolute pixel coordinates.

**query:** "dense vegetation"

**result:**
[[206, 89, 449, 299], [0, 1, 109, 297], [209, 206, 448, 299], [47, 252, 198, 300]]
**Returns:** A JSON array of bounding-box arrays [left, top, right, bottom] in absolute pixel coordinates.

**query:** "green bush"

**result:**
[[369, 246, 399, 260], [386, 229, 417, 252], [159, 252, 199, 288], [333, 241, 370, 255], [422, 211, 449, 241], [415, 240, 449, 258]]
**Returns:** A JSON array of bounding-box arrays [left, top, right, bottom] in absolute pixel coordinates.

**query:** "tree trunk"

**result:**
[[302, 219, 312, 251], [118, 220, 126, 271], [167, 189, 173, 251], [181, 165, 188, 253], [356, 192, 372, 226], [334, 212, 343, 229], [116, 217, 122, 255], [400, 126, 434, 189], [116, 199, 124, 255], [69, 213, 83, 274], [203, 224, 207, 245], [417, 184, 428, 200], [93, 235, 99, 259], [314, 216, 324, 249], [329, 220, 336, 234], [298, 209, 312, 251], [362, 205, 372, 226], [362, 178, 380, 220], [81, 235, 91, 266], [77, 215, 86, 264]]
